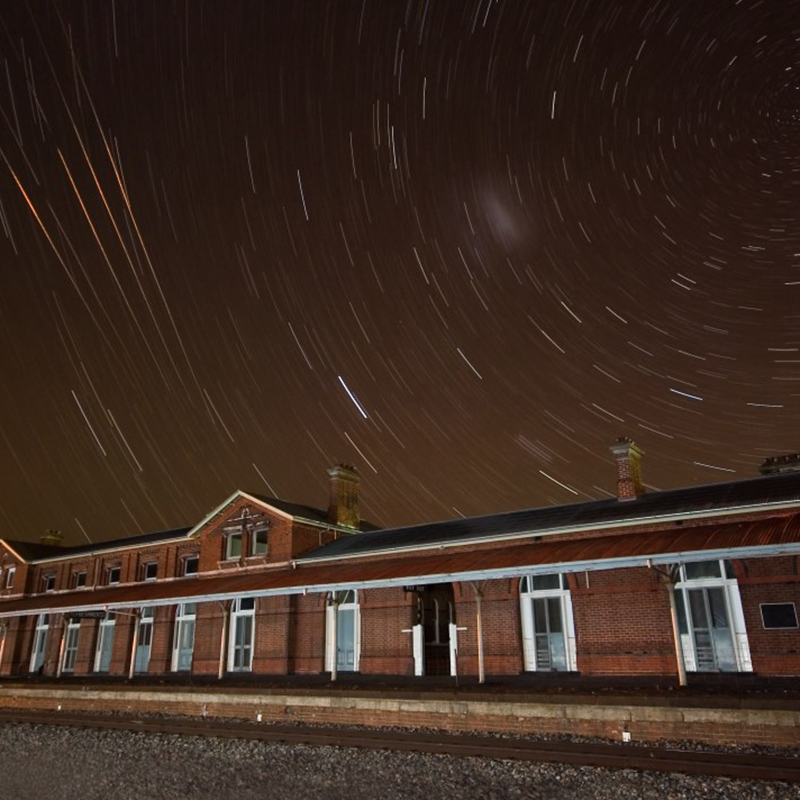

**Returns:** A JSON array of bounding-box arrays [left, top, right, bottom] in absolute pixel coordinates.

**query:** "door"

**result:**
[[62, 623, 80, 673], [95, 615, 116, 673], [228, 598, 255, 672], [325, 591, 360, 672], [30, 614, 49, 673], [134, 610, 153, 673], [172, 604, 196, 672], [532, 596, 568, 671], [687, 587, 737, 671]]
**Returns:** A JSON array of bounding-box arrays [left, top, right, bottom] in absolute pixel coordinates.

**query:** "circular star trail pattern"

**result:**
[[0, 1, 798, 542]]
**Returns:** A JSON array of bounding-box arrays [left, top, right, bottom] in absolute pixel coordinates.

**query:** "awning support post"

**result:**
[[218, 601, 229, 680], [128, 611, 141, 681]]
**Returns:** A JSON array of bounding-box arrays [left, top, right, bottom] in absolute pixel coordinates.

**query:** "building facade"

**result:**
[[1, 446, 799, 683]]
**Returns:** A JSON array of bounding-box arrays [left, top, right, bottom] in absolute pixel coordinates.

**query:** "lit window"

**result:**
[[5, 567, 16, 589], [226, 532, 242, 560], [143, 562, 158, 581], [183, 556, 199, 576], [74, 571, 87, 589], [107, 566, 121, 585], [251, 528, 268, 556]]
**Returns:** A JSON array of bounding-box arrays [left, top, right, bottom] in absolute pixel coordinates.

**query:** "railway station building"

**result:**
[[0, 439, 799, 684]]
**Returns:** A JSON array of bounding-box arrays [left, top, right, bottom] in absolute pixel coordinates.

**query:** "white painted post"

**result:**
[[666, 582, 687, 687], [128, 612, 141, 680], [475, 589, 485, 685], [218, 602, 229, 679], [331, 594, 340, 682]]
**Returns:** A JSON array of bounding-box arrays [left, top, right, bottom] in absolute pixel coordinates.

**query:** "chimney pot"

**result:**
[[609, 437, 645, 501], [40, 529, 63, 547]]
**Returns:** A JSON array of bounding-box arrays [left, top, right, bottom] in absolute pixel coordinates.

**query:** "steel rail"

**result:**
[[0, 710, 797, 784]]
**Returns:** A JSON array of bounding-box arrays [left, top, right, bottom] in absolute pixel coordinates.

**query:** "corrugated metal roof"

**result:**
[[303, 472, 800, 560], [2, 514, 798, 617]]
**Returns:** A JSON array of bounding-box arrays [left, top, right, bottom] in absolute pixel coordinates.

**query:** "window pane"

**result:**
[[184, 556, 199, 575], [761, 603, 799, 629], [227, 533, 242, 559], [707, 588, 730, 629], [547, 597, 563, 633], [685, 561, 721, 580], [252, 529, 268, 555], [689, 590, 709, 628], [532, 574, 561, 591], [674, 589, 688, 634], [533, 598, 547, 631]]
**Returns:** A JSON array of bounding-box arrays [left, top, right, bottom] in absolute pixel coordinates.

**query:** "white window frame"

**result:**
[[520, 573, 577, 672], [5, 567, 15, 589], [94, 613, 116, 673], [226, 532, 242, 560], [251, 528, 268, 556], [30, 613, 50, 673], [325, 590, 361, 672], [42, 574, 56, 593], [143, 561, 158, 581], [227, 597, 256, 672], [107, 566, 121, 585], [134, 608, 154, 673], [183, 555, 199, 576], [674, 559, 752, 673], [171, 603, 197, 672], [61, 621, 81, 673], [73, 571, 87, 589]]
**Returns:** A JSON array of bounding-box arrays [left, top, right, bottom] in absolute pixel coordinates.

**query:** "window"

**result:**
[[30, 614, 50, 673], [73, 571, 87, 589], [183, 556, 199, 576], [61, 621, 80, 674], [761, 603, 798, 630], [172, 603, 196, 672], [251, 528, 268, 556], [107, 566, 121, 585], [143, 562, 158, 581], [5, 567, 15, 589], [228, 597, 256, 672], [42, 574, 56, 593], [685, 561, 722, 580], [520, 573, 575, 672], [226, 532, 242, 560], [94, 613, 116, 673], [134, 608, 154, 674], [523, 573, 564, 592]]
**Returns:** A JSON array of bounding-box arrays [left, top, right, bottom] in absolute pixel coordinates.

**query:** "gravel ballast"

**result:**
[[0, 722, 798, 800]]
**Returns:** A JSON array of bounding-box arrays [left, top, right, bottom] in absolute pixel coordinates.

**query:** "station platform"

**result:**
[[0, 674, 798, 748]]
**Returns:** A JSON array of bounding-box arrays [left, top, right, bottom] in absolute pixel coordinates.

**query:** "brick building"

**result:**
[[1, 443, 799, 684]]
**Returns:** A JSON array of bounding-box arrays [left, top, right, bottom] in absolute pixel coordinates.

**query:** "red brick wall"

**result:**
[[738, 555, 800, 675], [288, 593, 326, 674], [571, 567, 676, 675], [454, 580, 523, 676], [360, 588, 415, 675]]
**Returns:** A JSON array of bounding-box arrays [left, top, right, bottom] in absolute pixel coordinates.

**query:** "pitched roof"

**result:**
[[302, 471, 800, 561], [1, 527, 193, 563], [2, 514, 798, 617], [245, 493, 380, 531]]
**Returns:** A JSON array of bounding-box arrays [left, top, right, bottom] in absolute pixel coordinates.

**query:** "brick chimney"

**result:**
[[609, 437, 645, 501], [328, 464, 360, 528], [759, 453, 800, 476], [40, 529, 63, 546]]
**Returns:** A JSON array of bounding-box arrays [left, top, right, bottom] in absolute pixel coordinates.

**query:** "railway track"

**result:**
[[0, 709, 797, 784]]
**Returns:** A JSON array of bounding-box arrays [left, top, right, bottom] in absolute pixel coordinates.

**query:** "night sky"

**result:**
[[1, 1, 798, 544]]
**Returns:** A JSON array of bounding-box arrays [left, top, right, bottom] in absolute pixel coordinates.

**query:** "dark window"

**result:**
[[531, 574, 562, 591], [183, 556, 199, 576], [74, 571, 87, 589], [108, 566, 121, 585], [685, 561, 722, 580], [5, 567, 15, 588], [143, 562, 158, 581], [252, 528, 268, 556], [43, 574, 56, 593], [761, 603, 799, 630]]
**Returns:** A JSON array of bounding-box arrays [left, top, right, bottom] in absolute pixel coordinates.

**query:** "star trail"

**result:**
[[0, 1, 798, 543]]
